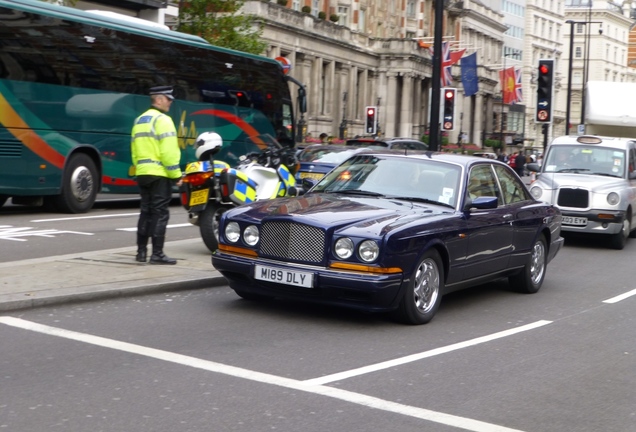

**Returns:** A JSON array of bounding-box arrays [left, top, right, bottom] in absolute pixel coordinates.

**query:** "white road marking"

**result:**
[[31, 213, 139, 222], [0, 316, 527, 432], [602, 288, 636, 304], [303, 320, 552, 386], [0, 226, 93, 241], [116, 223, 192, 232]]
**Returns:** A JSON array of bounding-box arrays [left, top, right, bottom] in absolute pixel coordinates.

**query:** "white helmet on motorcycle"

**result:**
[[195, 132, 223, 161]]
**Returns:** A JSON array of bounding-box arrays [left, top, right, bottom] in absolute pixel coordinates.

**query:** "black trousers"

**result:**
[[136, 175, 173, 240]]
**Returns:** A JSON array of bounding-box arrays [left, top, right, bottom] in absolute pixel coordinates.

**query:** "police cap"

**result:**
[[149, 86, 174, 100]]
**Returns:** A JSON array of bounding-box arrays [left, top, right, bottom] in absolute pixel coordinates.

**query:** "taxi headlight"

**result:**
[[225, 222, 241, 243], [358, 240, 379, 262], [243, 225, 260, 246], [530, 186, 543, 199], [607, 192, 620, 206], [335, 237, 354, 259]]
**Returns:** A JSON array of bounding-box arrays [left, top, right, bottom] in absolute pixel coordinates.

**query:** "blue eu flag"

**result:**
[[461, 52, 479, 97]]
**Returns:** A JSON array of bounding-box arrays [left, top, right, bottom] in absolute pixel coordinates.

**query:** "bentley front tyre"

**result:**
[[394, 249, 443, 325], [509, 234, 546, 294], [199, 202, 227, 252]]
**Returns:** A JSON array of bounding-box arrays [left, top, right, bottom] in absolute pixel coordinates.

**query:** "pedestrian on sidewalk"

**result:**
[[514, 151, 526, 178], [131, 86, 183, 265]]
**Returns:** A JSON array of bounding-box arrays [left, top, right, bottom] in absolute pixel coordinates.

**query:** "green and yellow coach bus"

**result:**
[[0, 0, 305, 212]]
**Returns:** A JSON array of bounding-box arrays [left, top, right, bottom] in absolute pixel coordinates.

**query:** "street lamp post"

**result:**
[[565, 19, 602, 135]]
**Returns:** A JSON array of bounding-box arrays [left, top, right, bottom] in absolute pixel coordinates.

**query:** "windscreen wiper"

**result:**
[[390, 196, 455, 209]]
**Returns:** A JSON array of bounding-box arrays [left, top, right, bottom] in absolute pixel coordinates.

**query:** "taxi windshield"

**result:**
[[543, 145, 626, 177]]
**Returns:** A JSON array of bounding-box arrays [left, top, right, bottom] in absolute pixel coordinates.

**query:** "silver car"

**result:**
[[527, 135, 636, 250]]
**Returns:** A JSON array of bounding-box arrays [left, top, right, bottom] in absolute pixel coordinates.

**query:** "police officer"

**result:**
[[131, 86, 183, 264]]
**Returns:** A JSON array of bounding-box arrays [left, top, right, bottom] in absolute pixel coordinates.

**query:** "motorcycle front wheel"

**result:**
[[199, 202, 229, 252]]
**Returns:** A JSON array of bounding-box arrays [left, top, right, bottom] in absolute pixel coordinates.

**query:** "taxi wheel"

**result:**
[[609, 217, 630, 250], [199, 202, 227, 252], [394, 249, 443, 325], [509, 234, 546, 294]]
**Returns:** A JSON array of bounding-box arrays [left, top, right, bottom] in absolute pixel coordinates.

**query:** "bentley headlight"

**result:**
[[243, 225, 260, 246], [358, 240, 379, 262], [335, 237, 354, 259], [225, 222, 241, 243], [607, 192, 620, 206], [530, 186, 543, 199]]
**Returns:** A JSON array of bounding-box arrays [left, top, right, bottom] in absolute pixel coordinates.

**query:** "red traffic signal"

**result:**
[[365, 106, 377, 135], [539, 64, 550, 75], [441, 88, 456, 131]]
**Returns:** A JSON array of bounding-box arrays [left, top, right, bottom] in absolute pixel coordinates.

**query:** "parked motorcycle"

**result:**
[[180, 133, 299, 252]]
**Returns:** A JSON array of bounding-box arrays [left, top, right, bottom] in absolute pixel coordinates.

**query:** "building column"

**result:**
[[412, 77, 424, 139], [399, 73, 413, 137], [385, 73, 398, 137]]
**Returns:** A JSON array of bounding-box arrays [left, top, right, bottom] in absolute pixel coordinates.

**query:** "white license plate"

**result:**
[[562, 216, 588, 226], [254, 264, 313, 288]]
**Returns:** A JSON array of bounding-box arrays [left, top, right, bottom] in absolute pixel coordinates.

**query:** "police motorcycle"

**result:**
[[180, 132, 299, 252]]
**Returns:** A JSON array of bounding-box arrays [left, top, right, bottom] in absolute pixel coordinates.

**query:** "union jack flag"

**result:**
[[441, 41, 453, 87], [513, 67, 523, 104]]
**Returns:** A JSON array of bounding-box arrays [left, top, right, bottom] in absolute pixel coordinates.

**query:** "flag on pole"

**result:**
[[450, 48, 466, 65], [429, 41, 466, 87], [460, 52, 479, 97], [441, 41, 453, 87], [499, 66, 516, 104]]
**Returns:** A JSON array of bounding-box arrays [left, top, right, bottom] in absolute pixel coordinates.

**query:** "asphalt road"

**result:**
[[0, 195, 199, 262], [0, 200, 634, 432]]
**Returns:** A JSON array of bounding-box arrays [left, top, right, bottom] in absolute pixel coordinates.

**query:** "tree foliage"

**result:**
[[176, 0, 267, 55]]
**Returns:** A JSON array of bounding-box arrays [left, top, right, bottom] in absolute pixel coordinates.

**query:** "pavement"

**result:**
[[0, 238, 226, 312]]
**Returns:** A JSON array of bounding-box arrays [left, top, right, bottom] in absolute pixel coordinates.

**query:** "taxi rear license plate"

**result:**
[[254, 264, 313, 288], [562, 216, 587, 226], [299, 172, 325, 180], [189, 189, 209, 206]]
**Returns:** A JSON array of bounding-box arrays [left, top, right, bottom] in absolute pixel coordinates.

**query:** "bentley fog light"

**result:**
[[335, 237, 354, 259], [225, 222, 241, 243], [530, 186, 543, 200], [243, 225, 260, 246], [358, 240, 379, 262], [607, 192, 620, 206]]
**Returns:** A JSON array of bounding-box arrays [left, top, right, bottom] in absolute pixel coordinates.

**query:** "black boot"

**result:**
[[149, 236, 177, 265], [135, 234, 148, 263]]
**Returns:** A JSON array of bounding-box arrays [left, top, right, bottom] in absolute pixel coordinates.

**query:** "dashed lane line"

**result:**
[[303, 320, 553, 385], [602, 288, 636, 304], [0, 316, 535, 432]]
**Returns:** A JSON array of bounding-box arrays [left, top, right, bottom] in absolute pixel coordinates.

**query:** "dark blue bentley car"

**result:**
[[212, 152, 564, 324]]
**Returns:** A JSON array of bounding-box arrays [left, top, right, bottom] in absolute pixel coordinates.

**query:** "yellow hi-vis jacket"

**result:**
[[131, 108, 182, 179]]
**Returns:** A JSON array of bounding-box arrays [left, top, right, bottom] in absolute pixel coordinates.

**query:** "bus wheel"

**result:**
[[199, 202, 227, 252], [53, 154, 98, 213]]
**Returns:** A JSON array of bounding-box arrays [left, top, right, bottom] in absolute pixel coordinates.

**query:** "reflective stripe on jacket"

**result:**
[[131, 108, 182, 179]]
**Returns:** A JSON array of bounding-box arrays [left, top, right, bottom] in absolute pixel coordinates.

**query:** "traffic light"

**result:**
[[535, 59, 554, 123], [365, 106, 377, 135], [441, 88, 456, 131]]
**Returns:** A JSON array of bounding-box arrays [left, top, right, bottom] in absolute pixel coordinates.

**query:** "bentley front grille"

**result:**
[[557, 188, 589, 208], [260, 221, 326, 264]]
